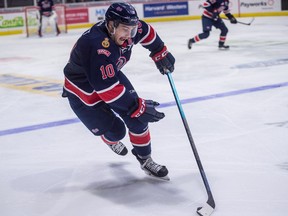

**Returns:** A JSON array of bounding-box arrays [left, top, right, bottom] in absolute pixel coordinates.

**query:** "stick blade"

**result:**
[[248, 17, 255, 25], [196, 202, 215, 216]]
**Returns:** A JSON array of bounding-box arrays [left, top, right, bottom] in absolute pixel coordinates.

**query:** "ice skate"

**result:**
[[132, 149, 170, 181], [107, 141, 128, 156], [56, 26, 61, 36], [188, 38, 193, 49], [38, 29, 42, 37], [218, 42, 229, 50]]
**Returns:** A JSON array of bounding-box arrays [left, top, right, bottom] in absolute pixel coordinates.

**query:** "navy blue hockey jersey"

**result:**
[[37, 0, 54, 16], [63, 20, 164, 113], [202, 0, 231, 19]]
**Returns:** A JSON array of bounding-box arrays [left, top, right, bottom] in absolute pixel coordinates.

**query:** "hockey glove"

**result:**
[[226, 13, 237, 24], [128, 98, 165, 124], [150, 46, 175, 75]]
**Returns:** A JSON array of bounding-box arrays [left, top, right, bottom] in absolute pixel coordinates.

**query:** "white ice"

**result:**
[[0, 16, 288, 216]]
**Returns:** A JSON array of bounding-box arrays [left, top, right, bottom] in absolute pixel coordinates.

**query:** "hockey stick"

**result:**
[[223, 17, 255, 25], [166, 72, 215, 216]]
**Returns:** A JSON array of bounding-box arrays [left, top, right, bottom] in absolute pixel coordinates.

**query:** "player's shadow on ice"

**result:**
[[84, 162, 189, 207]]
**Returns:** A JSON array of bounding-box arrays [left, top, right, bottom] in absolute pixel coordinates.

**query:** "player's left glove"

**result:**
[[150, 46, 175, 75], [226, 13, 237, 24], [127, 98, 165, 124]]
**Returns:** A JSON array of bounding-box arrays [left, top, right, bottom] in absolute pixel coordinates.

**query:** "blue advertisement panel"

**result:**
[[144, 1, 189, 17]]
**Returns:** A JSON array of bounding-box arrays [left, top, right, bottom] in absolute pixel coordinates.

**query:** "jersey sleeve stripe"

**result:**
[[203, 2, 211, 7], [139, 24, 156, 46]]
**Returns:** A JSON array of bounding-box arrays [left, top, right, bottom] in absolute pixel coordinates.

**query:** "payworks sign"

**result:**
[[144, 2, 188, 17]]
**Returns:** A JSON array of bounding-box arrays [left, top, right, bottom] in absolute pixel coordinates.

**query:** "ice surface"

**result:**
[[0, 16, 288, 216]]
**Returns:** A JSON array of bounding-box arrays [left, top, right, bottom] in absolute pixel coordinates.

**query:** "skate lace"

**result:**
[[143, 158, 162, 173]]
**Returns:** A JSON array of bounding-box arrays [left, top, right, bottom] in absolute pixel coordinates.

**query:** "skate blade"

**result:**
[[144, 171, 170, 181], [218, 47, 230, 50]]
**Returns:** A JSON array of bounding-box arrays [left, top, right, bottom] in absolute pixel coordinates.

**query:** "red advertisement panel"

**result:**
[[66, 8, 89, 24]]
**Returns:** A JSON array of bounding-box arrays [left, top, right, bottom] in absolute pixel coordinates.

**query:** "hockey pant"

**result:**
[[39, 11, 59, 34], [65, 73, 152, 158], [191, 16, 228, 44]]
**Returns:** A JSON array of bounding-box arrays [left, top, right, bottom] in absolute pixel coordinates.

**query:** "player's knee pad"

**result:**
[[103, 117, 126, 142]]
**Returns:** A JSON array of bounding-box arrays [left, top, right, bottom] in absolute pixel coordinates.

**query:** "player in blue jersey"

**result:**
[[37, 0, 61, 37], [62, 2, 175, 180], [188, 0, 237, 50]]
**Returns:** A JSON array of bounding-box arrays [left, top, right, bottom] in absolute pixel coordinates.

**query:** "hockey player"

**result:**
[[37, 0, 61, 37], [62, 2, 175, 180], [188, 0, 237, 50]]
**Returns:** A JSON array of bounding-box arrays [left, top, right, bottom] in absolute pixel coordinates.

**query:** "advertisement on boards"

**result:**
[[89, 4, 143, 25], [0, 13, 24, 29], [143, 1, 189, 18], [65, 8, 89, 24], [239, 0, 281, 13], [89, 6, 109, 24]]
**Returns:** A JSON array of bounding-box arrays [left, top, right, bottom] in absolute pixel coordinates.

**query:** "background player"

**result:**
[[188, 0, 237, 50], [37, 0, 61, 37], [62, 2, 175, 180]]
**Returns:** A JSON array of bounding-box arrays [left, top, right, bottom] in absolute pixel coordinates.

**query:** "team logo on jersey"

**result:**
[[102, 38, 110, 48], [116, 56, 127, 70]]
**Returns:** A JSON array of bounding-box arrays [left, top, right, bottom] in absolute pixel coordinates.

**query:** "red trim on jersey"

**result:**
[[194, 35, 200, 42], [140, 24, 156, 45], [97, 83, 125, 103], [64, 77, 102, 106], [203, 10, 213, 19], [203, 2, 210, 7], [129, 129, 151, 146]]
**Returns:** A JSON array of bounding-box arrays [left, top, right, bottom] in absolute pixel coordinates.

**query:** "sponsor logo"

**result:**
[[91, 128, 99, 133], [0, 74, 62, 97], [97, 49, 111, 57], [0, 16, 24, 28], [144, 2, 188, 18], [240, 0, 274, 8]]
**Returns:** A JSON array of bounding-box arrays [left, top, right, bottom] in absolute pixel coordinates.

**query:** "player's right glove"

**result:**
[[226, 13, 237, 24], [127, 98, 165, 124], [150, 46, 175, 75]]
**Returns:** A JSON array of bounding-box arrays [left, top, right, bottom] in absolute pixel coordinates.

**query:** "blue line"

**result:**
[[159, 82, 288, 108], [1, 82, 288, 137], [0, 118, 80, 136]]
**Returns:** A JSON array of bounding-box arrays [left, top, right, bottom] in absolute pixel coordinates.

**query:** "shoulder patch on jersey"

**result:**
[[97, 49, 111, 57], [102, 38, 110, 48]]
